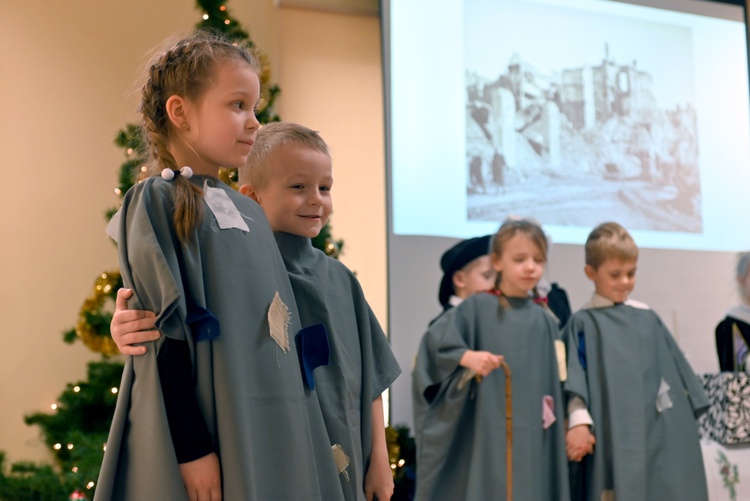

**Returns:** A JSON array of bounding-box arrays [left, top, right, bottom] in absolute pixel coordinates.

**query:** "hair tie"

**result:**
[[161, 166, 194, 181]]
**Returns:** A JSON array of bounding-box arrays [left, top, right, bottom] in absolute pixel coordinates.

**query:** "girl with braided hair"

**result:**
[[95, 31, 344, 501]]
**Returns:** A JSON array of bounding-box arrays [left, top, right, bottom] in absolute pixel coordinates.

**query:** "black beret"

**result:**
[[438, 235, 492, 307]]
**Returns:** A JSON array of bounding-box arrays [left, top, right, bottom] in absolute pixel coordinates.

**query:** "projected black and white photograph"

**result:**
[[465, 0, 701, 233]]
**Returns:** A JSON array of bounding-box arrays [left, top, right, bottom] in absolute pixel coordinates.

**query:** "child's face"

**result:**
[[491, 233, 545, 297], [585, 258, 637, 304], [453, 255, 496, 299], [176, 63, 260, 173], [250, 143, 333, 238]]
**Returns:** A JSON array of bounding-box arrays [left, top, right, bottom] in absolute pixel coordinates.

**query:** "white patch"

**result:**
[[203, 180, 250, 231], [555, 340, 567, 382], [331, 444, 350, 480], [656, 378, 673, 413], [268, 292, 290, 352], [105, 209, 121, 242]]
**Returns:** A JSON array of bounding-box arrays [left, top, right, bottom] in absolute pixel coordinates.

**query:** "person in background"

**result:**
[[413, 218, 569, 501], [715, 251, 750, 372], [432, 235, 495, 324], [563, 221, 708, 501]]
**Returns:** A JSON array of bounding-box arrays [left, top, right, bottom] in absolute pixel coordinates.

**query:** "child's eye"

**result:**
[[320, 185, 332, 192], [233, 101, 245, 110]]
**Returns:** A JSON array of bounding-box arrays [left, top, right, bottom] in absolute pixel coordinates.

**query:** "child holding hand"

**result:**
[[412, 219, 569, 501], [563, 222, 708, 501]]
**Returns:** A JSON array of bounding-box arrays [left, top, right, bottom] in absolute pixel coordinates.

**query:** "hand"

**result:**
[[566, 425, 595, 462], [179, 452, 222, 501], [111, 288, 160, 355], [459, 350, 504, 377], [364, 446, 394, 501]]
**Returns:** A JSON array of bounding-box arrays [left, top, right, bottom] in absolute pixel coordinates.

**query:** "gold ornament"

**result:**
[[324, 239, 340, 259], [75, 271, 121, 356]]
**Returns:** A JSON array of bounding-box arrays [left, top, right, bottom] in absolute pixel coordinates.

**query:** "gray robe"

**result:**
[[94, 177, 343, 501], [275, 232, 402, 501], [563, 301, 709, 501], [412, 293, 570, 501]]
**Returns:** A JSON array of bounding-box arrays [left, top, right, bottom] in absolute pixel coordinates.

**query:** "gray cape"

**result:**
[[412, 293, 570, 501], [562, 303, 709, 501], [94, 177, 343, 501], [275, 232, 401, 501]]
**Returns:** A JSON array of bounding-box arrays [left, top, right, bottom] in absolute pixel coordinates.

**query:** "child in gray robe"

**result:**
[[413, 219, 570, 501], [563, 221, 708, 501]]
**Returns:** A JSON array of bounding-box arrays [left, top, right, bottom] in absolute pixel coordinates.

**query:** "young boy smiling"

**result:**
[[562, 222, 708, 501]]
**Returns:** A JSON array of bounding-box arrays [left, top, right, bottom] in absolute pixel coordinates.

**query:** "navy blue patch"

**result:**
[[186, 300, 221, 342], [296, 324, 330, 390]]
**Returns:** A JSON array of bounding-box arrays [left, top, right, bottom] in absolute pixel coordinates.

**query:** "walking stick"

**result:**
[[500, 360, 512, 501]]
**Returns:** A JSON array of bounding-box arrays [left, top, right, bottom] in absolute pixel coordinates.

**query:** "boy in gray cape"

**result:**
[[563, 222, 708, 501]]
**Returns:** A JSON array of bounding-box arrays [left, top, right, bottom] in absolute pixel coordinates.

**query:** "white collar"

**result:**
[[726, 304, 750, 324], [448, 295, 464, 307], [581, 293, 650, 310]]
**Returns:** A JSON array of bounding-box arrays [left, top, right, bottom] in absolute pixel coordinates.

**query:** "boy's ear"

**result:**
[[165, 95, 189, 130], [584, 264, 596, 281], [238, 184, 262, 204]]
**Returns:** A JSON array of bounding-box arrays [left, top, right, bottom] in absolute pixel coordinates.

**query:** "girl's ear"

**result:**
[[165, 95, 190, 130], [490, 253, 503, 273], [239, 184, 262, 204]]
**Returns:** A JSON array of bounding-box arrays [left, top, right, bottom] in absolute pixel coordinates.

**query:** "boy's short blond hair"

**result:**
[[585, 222, 639, 270], [238, 122, 330, 188]]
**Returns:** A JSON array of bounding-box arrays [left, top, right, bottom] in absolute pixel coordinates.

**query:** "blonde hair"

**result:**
[[140, 30, 260, 243], [239, 122, 330, 188], [585, 222, 638, 269], [491, 218, 548, 292]]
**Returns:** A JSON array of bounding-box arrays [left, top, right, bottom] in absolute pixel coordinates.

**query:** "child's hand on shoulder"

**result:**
[[565, 425, 595, 462], [459, 350, 504, 377]]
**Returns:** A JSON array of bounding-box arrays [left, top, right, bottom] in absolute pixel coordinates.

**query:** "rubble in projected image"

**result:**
[[466, 39, 702, 233]]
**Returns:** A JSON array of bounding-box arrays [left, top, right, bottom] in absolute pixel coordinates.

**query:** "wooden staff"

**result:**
[[500, 359, 512, 501]]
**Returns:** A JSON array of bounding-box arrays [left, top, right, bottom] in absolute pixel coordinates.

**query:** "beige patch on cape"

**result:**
[[555, 340, 567, 382], [268, 292, 290, 352], [331, 444, 350, 480]]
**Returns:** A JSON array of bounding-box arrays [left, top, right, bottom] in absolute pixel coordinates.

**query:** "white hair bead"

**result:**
[[161, 168, 175, 181], [179, 166, 193, 179]]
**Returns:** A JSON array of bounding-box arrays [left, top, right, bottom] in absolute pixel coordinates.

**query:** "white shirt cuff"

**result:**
[[567, 396, 594, 429]]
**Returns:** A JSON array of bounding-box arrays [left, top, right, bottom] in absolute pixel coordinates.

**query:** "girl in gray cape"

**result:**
[[413, 219, 570, 501], [95, 32, 343, 501]]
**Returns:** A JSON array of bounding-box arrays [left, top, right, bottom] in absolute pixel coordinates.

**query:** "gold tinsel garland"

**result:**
[[75, 271, 121, 356]]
